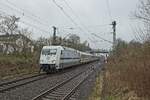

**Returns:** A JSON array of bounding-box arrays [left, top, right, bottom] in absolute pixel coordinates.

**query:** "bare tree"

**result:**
[[134, 0, 150, 40], [68, 34, 80, 44], [0, 15, 19, 35], [18, 28, 32, 39], [135, 0, 150, 22]]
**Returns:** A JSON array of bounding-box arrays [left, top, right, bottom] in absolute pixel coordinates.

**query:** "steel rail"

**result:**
[[62, 70, 93, 100], [32, 71, 85, 100], [32, 68, 94, 100], [0, 73, 48, 93]]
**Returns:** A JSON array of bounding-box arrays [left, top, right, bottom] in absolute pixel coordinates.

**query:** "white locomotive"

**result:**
[[39, 46, 99, 73]]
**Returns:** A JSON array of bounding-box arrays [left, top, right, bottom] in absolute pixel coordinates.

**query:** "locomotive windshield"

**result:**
[[42, 49, 57, 55]]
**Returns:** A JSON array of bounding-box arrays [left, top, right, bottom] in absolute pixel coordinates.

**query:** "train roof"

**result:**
[[42, 46, 64, 49], [42, 46, 96, 56], [79, 51, 92, 56], [42, 45, 77, 51]]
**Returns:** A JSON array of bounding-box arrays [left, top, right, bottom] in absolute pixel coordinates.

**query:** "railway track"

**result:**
[[0, 73, 48, 93], [0, 62, 96, 94], [32, 68, 94, 100]]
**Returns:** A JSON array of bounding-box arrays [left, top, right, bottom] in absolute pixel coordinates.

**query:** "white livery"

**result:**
[[39, 46, 99, 73]]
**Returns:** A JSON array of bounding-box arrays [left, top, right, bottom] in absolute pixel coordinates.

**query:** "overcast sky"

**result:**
[[0, 0, 140, 49]]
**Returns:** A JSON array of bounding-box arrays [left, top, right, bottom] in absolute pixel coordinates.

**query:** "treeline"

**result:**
[[35, 34, 91, 53], [0, 14, 91, 79], [0, 14, 91, 54]]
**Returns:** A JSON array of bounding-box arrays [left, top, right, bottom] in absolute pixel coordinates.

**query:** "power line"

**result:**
[[1, 1, 49, 27], [52, 0, 112, 47], [6, 0, 49, 25], [52, 0, 79, 27], [0, 10, 49, 34], [61, 0, 101, 44], [62, 0, 92, 33], [62, 0, 112, 44], [0, 3, 21, 15], [88, 37, 98, 48], [58, 25, 110, 30], [106, 0, 112, 21], [63, 0, 82, 24], [92, 33, 113, 44], [85, 24, 110, 28], [58, 24, 109, 29], [20, 21, 50, 33], [52, 0, 94, 42], [52, 0, 82, 30]]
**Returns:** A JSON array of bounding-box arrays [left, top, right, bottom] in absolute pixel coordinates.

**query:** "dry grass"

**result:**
[[0, 52, 40, 79], [102, 41, 150, 99], [88, 72, 103, 100]]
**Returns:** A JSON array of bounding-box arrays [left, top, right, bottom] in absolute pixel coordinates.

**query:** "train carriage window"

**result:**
[[42, 49, 57, 55], [50, 49, 57, 54], [42, 49, 50, 55]]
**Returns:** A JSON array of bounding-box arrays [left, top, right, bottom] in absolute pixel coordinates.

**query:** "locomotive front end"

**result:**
[[39, 47, 58, 73]]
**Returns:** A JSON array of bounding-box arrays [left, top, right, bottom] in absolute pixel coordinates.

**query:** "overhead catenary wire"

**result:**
[[0, 10, 50, 34], [106, 0, 113, 21], [62, 0, 113, 44], [61, 0, 104, 44], [52, 0, 113, 46], [52, 0, 95, 43], [88, 37, 98, 48], [0, 0, 112, 47], [1, 1, 50, 27], [58, 24, 109, 29], [62, 0, 93, 34], [92, 33, 113, 44], [62, 0, 87, 28], [20, 21, 50, 33], [0, 1, 97, 44], [52, 0, 80, 28], [6, 0, 49, 25]]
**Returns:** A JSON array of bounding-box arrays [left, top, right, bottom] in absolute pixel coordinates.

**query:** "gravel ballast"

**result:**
[[0, 62, 100, 100]]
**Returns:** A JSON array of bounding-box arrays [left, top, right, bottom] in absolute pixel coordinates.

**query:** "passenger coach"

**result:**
[[39, 46, 99, 73]]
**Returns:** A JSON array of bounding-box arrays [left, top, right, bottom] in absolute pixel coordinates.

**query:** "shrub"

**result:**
[[103, 40, 150, 99]]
